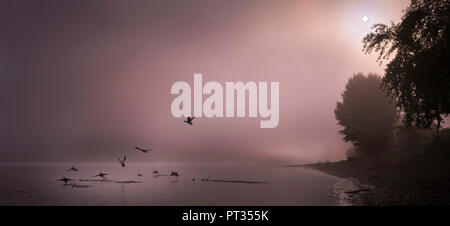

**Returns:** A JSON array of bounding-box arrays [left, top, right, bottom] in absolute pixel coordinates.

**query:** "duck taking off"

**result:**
[[118, 156, 126, 167], [57, 177, 73, 185], [184, 117, 195, 125], [135, 146, 151, 153], [66, 166, 79, 172], [93, 172, 109, 178]]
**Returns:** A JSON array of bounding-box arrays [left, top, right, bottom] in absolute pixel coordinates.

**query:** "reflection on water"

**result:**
[[0, 163, 346, 205]]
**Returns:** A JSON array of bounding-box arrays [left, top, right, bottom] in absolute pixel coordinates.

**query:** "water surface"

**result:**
[[0, 163, 350, 205]]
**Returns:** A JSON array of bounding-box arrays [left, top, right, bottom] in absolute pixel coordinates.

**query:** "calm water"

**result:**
[[0, 163, 353, 205]]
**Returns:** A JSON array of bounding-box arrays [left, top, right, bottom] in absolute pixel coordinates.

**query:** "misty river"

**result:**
[[0, 163, 357, 205]]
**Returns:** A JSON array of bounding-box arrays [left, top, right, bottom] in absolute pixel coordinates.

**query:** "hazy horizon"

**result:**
[[0, 0, 410, 165]]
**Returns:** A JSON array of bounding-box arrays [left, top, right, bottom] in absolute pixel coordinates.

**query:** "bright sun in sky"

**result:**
[[362, 16, 369, 23]]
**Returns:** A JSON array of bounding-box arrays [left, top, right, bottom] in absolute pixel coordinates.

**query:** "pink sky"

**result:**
[[0, 0, 409, 164]]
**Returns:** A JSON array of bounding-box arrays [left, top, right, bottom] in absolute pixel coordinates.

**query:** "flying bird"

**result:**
[[66, 166, 79, 172], [137, 173, 143, 177], [153, 170, 159, 175], [118, 156, 126, 167], [57, 177, 73, 185], [170, 171, 179, 177], [184, 117, 195, 125], [93, 172, 109, 178], [135, 146, 152, 153]]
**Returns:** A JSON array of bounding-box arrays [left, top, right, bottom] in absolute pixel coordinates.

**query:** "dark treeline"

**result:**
[[336, 0, 450, 158], [363, 0, 449, 131], [323, 0, 450, 205]]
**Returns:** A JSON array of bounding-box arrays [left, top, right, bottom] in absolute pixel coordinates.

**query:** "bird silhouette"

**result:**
[[137, 173, 143, 177], [135, 146, 151, 153], [66, 166, 79, 172], [170, 171, 179, 177], [93, 172, 108, 178], [153, 170, 159, 175], [118, 156, 126, 167], [57, 177, 73, 185], [184, 117, 195, 125]]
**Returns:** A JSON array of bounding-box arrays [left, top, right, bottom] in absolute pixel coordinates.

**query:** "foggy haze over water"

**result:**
[[0, 0, 409, 164]]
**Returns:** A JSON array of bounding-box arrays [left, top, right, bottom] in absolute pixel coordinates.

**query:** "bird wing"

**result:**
[[123, 156, 126, 161], [135, 146, 151, 152]]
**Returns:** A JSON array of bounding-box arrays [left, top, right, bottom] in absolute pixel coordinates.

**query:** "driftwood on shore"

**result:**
[[344, 188, 371, 194]]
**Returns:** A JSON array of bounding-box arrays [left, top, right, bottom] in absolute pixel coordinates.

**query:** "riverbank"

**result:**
[[297, 128, 450, 205], [294, 150, 450, 205]]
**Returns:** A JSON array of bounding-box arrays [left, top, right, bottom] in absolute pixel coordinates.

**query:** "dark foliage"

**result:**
[[363, 0, 450, 131], [335, 73, 398, 155]]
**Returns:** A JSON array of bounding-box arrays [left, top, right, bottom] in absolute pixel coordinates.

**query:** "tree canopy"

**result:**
[[363, 0, 449, 130], [335, 73, 398, 155]]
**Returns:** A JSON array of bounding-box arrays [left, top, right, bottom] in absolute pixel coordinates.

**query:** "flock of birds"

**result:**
[[57, 117, 195, 185]]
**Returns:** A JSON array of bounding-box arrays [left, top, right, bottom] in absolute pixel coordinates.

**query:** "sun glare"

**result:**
[[362, 16, 369, 23]]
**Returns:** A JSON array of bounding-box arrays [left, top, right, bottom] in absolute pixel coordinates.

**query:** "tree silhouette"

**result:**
[[335, 73, 398, 155], [363, 0, 449, 131]]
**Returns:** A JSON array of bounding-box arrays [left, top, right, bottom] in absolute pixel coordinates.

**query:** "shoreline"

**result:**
[[293, 157, 450, 205], [294, 165, 373, 206], [298, 164, 376, 206]]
